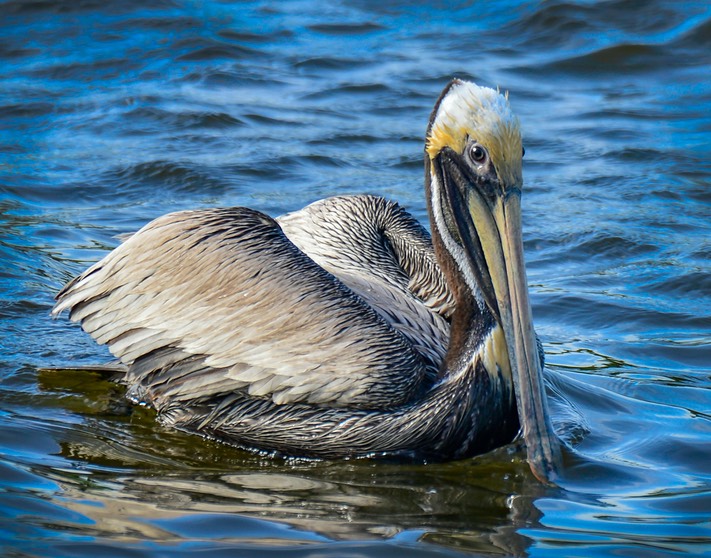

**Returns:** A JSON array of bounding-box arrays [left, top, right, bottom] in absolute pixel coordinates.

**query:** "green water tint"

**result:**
[[9, 368, 547, 556], [17, 364, 705, 556]]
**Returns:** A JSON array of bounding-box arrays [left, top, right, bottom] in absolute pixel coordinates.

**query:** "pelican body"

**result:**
[[54, 80, 561, 482]]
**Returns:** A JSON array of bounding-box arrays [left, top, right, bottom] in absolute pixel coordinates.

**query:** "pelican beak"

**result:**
[[437, 149, 562, 484]]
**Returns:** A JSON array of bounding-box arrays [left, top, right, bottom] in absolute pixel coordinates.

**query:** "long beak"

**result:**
[[438, 149, 563, 483], [487, 193, 562, 483]]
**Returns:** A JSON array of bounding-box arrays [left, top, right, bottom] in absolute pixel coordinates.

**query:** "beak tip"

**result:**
[[527, 434, 563, 486]]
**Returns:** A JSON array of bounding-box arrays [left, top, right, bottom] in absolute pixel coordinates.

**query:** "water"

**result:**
[[1, 0, 710, 556]]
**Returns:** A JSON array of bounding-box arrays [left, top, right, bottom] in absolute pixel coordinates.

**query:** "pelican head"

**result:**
[[425, 79, 561, 482]]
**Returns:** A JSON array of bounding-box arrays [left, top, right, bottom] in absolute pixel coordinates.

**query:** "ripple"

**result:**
[[301, 82, 393, 101], [0, 101, 54, 119], [534, 292, 705, 333], [223, 472, 334, 492], [299, 153, 353, 168], [173, 38, 264, 62], [106, 160, 228, 195], [124, 107, 245, 130], [506, 0, 700, 49], [123, 15, 202, 32], [2, 0, 176, 15], [537, 43, 668, 76], [672, 15, 711, 49], [294, 56, 372, 70], [307, 22, 386, 35], [645, 271, 711, 297], [0, 41, 40, 60], [217, 29, 295, 43], [530, 232, 658, 266], [306, 132, 385, 146], [242, 112, 303, 126], [503, 2, 592, 48], [29, 58, 142, 82], [575, 234, 658, 260]]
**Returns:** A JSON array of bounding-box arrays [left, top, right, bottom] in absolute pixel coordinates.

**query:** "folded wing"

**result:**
[[53, 207, 436, 412]]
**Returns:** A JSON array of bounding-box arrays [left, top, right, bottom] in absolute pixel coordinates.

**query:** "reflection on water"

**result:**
[[1, 0, 710, 556], [4, 368, 547, 556]]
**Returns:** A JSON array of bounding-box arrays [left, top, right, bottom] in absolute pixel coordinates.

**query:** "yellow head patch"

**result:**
[[426, 80, 523, 187]]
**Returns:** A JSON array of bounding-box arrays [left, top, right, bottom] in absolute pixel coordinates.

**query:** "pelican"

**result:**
[[53, 79, 562, 482]]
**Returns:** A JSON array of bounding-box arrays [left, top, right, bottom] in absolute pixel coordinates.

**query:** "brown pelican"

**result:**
[[53, 79, 562, 482]]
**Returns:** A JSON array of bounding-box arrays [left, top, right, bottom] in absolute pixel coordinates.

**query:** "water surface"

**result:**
[[1, 1, 710, 556]]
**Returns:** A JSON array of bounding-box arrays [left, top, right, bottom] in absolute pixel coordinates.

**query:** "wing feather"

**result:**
[[54, 207, 433, 411], [278, 195, 453, 369]]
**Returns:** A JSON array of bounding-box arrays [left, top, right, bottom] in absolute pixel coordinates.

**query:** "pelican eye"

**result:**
[[468, 143, 488, 165]]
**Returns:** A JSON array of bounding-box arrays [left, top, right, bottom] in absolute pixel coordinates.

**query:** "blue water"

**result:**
[[1, 1, 710, 556]]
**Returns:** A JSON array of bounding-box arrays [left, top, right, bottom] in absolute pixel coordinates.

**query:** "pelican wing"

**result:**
[[53, 207, 434, 411], [277, 195, 454, 367]]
